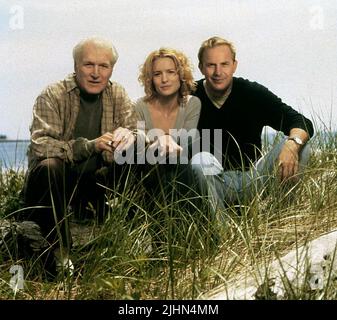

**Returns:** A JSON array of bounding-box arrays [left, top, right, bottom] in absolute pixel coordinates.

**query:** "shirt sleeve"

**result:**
[[134, 98, 148, 130], [29, 87, 95, 164], [175, 96, 201, 148], [257, 84, 314, 138], [182, 96, 201, 131], [29, 89, 73, 162]]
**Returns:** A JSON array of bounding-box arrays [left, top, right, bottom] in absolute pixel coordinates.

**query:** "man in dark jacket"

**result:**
[[191, 36, 314, 214]]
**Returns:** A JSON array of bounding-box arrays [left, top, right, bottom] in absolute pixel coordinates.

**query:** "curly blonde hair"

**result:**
[[138, 48, 196, 104]]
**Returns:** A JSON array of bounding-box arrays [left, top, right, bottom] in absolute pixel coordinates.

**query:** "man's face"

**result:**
[[199, 45, 237, 95], [75, 43, 113, 94]]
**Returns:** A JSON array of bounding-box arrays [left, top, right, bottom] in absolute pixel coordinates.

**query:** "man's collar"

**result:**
[[64, 73, 78, 93], [202, 79, 233, 109]]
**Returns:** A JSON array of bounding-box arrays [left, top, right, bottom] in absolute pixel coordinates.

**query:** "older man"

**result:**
[[23, 37, 137, 271], [191, 36, 314, 214]]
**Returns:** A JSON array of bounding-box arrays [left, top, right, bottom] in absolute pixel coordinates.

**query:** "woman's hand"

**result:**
[[151, 134, 183, 157]]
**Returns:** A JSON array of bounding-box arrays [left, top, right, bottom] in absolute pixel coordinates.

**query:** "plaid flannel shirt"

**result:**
[[27, 73, 137, 167]]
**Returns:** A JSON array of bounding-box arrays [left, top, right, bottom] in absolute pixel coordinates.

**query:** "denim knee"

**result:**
[[191, 152, 223, 176]]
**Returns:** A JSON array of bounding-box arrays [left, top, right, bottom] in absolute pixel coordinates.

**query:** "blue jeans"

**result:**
[[190, 139, 311, 213]]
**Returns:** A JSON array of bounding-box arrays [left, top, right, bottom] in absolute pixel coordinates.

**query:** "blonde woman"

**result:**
[[135, 48, 201, 200], [136, 47, 201, 159]]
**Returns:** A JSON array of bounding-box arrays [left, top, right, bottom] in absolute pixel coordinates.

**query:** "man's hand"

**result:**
[[94, 132, 115, 153], [277, 140, 300, 181], [94, 127, 135, 153]]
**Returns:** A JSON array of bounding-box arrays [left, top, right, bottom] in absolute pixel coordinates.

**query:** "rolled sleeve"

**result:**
[[29, 94, 75, 162]]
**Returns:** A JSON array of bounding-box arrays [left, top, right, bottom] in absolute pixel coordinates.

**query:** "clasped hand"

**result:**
[[95, 127, 135, 153], [149, 134, 183, 157]]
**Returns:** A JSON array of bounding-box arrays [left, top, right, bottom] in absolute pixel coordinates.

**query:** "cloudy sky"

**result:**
[[0, 0, 336, 139]]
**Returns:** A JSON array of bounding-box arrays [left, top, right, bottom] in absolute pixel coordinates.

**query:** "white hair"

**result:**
[[72, 37, 119, 67]]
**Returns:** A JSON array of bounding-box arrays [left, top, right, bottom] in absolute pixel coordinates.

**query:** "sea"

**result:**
[[0, 140, 29, 170], [0, 132, 334, 171]]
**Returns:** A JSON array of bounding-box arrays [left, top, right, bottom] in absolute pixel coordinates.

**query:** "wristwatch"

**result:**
[[287, 136, 304, 146]]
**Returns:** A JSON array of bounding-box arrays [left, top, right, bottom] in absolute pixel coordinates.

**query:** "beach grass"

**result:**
[[0, 130, 336, 300]]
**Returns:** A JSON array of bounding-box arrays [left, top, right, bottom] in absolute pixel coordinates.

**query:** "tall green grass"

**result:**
[[0, 130, 336, 300]]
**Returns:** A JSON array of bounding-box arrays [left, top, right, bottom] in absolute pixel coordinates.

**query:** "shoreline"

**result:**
[[0, 140, 29, 143]]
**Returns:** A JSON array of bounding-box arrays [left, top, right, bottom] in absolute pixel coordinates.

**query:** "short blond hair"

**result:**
[[198, 36, 236, 66], [73, 37, 119, 67], [138, 48, 196, 103]]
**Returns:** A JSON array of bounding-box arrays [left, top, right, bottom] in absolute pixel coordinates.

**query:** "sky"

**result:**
[[0, 0, 336, 139]]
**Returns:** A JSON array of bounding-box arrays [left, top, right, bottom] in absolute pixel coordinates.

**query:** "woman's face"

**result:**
[[152, 57, 181, 98]]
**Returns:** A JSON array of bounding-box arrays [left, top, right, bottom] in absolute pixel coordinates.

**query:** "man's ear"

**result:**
[[198, 62, 204, 75], [233, 60, 238, 73]]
